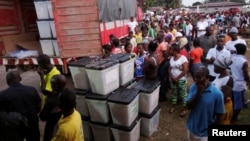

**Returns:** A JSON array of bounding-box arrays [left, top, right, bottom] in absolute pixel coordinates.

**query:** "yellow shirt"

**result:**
[[42, 66, 61, 103], [44, 66, 61, 92], [133, 33, 142, 43], [52, 109, 84, 141]]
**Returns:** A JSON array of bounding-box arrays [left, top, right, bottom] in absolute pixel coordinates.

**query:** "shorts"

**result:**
[[232, 90, 246, 110]]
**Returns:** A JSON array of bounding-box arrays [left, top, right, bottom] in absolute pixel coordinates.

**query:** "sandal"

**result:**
[[180, 109, 189, 117], [169, 107, 175, 114]]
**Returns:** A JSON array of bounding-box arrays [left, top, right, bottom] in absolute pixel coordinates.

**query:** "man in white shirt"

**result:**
[[196, 16, 209, 37], [128, 17, 138, 34], [206, 35, 231, 82], [225, 27, 247, 54]]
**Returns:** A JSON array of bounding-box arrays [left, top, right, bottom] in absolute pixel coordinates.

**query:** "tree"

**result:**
[[143, 0, 156, 11], [165, 0, 181, 9], [192, 1, 203, 6]]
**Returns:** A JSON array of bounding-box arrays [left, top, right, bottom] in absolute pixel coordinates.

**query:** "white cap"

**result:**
[[175, 32, 183, 37], [229, 27, 238, 33]]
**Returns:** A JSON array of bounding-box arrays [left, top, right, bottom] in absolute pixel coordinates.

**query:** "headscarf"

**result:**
[[214, 57, 232, 69]]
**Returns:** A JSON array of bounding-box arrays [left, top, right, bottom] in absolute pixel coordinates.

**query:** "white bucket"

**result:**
[[119, 57, 135, 85], [90, 122, 113, 141], [76, 90, 89, 117], [139, 85, 160, 114], [34, 1, 49, 19], [108, 88, 140, 127], [111, 118, 141, 141], [86, 93, 111, 124], [85, 62, 119, 95], [140, 107, 161, 137], [82, 117, 93, 141]]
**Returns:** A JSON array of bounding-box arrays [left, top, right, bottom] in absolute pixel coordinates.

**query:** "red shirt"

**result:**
[[180, 49, 188, 59]]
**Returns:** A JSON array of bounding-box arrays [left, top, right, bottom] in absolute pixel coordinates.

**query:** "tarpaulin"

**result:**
[[98, 0, 137, 22]]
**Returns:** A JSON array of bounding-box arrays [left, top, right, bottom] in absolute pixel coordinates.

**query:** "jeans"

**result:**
[[157, 60, 169, 101]]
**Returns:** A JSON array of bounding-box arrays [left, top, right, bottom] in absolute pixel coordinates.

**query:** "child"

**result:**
[[135, 43, 146, 81], [102, 44, 112, 58]]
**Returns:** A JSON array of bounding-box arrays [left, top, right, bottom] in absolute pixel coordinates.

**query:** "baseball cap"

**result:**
[[229, 27, 238, 33]]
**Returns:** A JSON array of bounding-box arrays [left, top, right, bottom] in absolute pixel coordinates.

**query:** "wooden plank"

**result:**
[[0, 25, 17, 30], [58, 22, 99, 30], [60, 34, 100, 42], [56, 6, 98, 15], [60, 47, 102, 58], [60, 40, 101, 50], [60, 28, 100, 35], [54, 0, 96, 8], [57, 14, 98, 22]]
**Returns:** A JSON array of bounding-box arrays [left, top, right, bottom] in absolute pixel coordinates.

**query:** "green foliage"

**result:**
[[143, 0, 156, 11], [165, 0, 181, 9], [192, 1, 203, 6]]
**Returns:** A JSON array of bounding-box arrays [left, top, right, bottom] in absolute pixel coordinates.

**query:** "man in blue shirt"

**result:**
[[186, 66, 225, 140]]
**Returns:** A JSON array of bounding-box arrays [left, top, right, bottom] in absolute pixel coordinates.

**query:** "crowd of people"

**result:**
[[0, 10, 250, 141], [102, 10, 250, 140]]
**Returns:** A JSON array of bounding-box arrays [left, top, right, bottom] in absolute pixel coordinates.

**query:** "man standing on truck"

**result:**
[[128, 16, 138, 34], [37, 54, 61, 103]]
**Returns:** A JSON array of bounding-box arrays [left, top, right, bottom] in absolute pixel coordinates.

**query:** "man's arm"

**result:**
[[214, 113, 225, 125], [242, 62, 250, 89]]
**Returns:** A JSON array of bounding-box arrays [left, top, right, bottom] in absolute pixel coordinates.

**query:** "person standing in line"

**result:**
[[189, 38, 204, 81], [39, 74, 67, 141], [156, 31, 169, 102], [196, 16, 209, 38], [185, 19, 193, 52], [149, 22, 157, 39], [186, 66, 225, 141], [168, 44, 189, 117], [37, 54, 61, 101], [206, 35, 231, 82], [198, 26, 217, 64], [135, 43, 146, 81], [225, 27, 247, 54], [51, 88, 84, 141], [144, 41, 159, 80], [230, 43, 250, 124], [212, 57, 234, 125], [0, 70, 41, 141]]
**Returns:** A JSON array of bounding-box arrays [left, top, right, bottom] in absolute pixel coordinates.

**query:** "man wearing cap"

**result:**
[[225, 27, 247, 54]]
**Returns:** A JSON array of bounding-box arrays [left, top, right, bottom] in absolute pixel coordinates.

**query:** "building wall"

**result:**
[[189, 5, 244, 13]]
